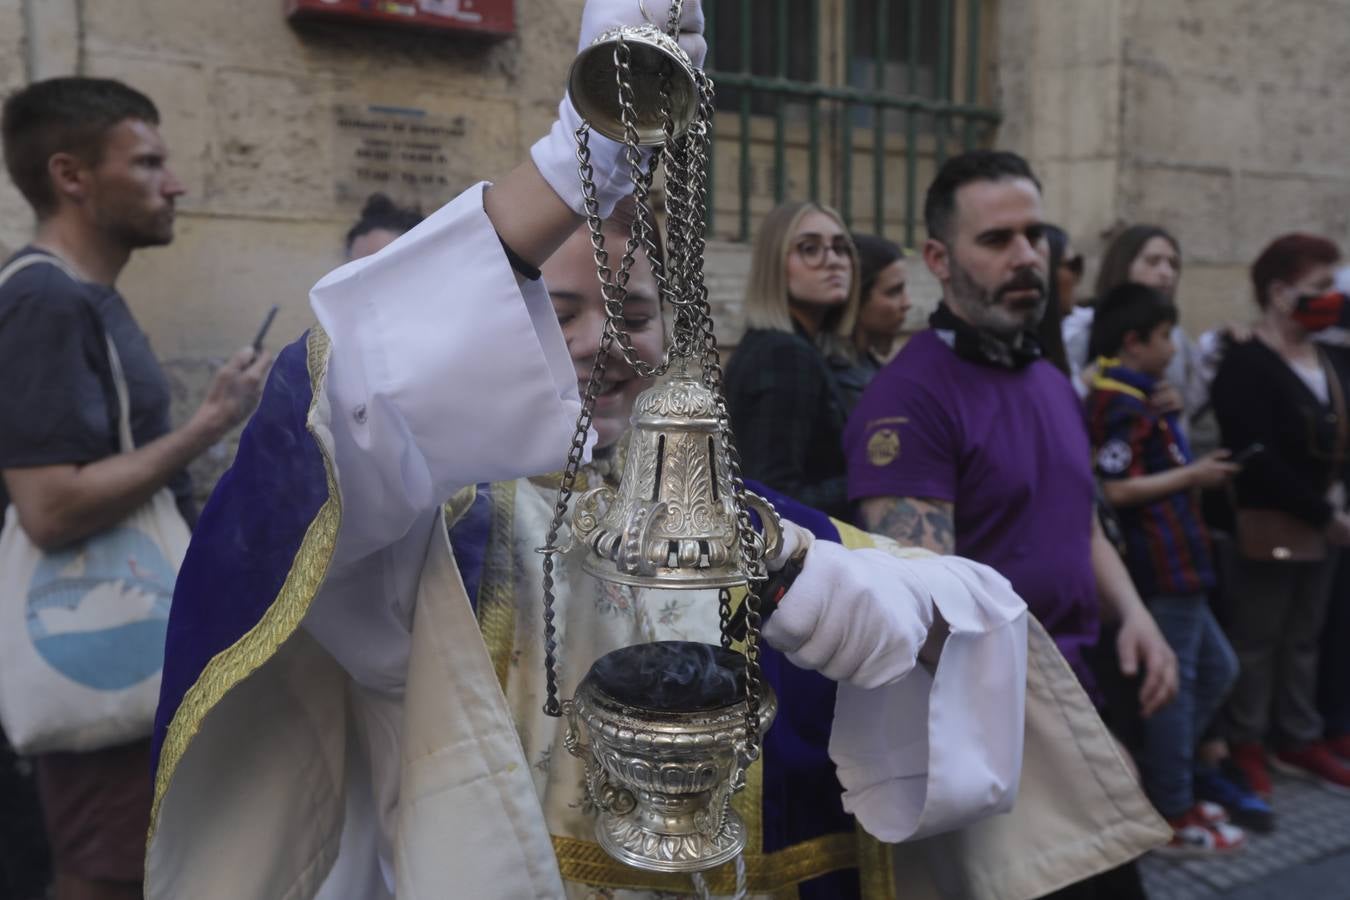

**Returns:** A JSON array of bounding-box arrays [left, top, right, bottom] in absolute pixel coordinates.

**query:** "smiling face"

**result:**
[[543, 226, 663, 450], [785, 210, 854, 313], [924, 177, 1049, 339]]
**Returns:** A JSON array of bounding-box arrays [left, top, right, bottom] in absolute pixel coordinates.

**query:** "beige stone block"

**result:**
[[1229, 172, 1350, 262], [85, 53, 213, 211], [1230, 0, 1350, 91], [203, 65, 523, 217], [1121, 65, 1257, 170], [1172, 262, 1254, 334], [1120, 0, 1252, 77], [82, 0, 307, 71], [1031, 61, 1122, 161], [1250, 82, 1350, 175], [1028, 0, 1123, 68], [0, 0, 32, 256], [512, 0, 584, 113], [204, 68, 336, 216], [0, 0, 27, 87], [1117, 164, 1236, 262], [1037, 156, 1121, 253], [117, 211, 344, 360]]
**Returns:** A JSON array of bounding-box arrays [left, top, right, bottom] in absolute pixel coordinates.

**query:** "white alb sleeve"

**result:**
[[765, 545, 1028, 843], [301, 183, 587, 694], [311, 182, 585, 565]]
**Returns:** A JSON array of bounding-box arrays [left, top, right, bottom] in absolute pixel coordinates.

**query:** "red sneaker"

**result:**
[[1194, 800, 1230, 826], [1271, 742, 1350, 795], [1327, 734, 1350, 762], [1230, 741, 1273, 800], [1155, 805, 1247, 857]]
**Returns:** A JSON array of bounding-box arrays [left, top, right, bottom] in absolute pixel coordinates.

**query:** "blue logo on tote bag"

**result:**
[[25, 527, 174, 690]]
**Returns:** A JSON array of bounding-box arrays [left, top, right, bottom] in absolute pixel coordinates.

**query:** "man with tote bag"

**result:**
[[0, 78, 268, 900]]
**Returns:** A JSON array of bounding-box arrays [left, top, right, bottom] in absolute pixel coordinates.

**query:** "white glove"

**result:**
[[531, 0, 706, 219], [763, 542, 935, 689], [764, 545, 1023, 689], [766, 520, 811, 572], [578, 0, 707, 66]]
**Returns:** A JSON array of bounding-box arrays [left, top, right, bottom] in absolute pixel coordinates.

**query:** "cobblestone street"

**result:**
[[1141, 772, 1350, 899]]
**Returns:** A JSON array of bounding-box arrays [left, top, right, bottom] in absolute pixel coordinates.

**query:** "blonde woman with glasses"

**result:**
[[725, 201, 860, 520]]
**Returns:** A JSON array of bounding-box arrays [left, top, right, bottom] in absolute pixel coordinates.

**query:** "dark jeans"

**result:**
[[1222, 555, 1336, 747], [1320, 553, 1350, 737], [1037, 861, 1148, 899], [0, 732, 50, 900], [1137, 595, 1238, 817]]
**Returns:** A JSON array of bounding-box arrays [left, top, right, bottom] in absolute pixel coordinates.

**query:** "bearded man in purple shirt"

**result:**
[[844, 151, 1179, 898]]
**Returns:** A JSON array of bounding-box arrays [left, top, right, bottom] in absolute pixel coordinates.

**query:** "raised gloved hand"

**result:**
[[531, 0, 705, 219], [762, 543, 1019, 690], [578, 0, 707, 66]]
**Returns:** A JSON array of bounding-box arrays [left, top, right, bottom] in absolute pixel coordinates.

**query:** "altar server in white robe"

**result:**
[[146, 2, 1166, 898]]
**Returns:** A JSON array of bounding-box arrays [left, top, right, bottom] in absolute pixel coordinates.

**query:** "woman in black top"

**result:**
[[725, 201, 859, 520], [1211, 232, 1350, 795]]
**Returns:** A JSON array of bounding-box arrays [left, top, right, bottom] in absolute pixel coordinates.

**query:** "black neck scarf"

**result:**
[[929, 302, 1044, 371]]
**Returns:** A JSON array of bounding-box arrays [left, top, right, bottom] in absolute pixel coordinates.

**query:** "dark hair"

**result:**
[[923, 150, 1041, 243], [1037, 223, 1071, 374], [2, 77, 159, 217], [1088, 282, 1177, 359], [1093, 224, 1179, 302], [1250, 233, 1341, 310], [852, 233, 904, 306], [345, 193, 424, 254]]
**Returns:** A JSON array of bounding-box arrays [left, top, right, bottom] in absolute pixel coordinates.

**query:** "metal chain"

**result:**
[[544, 26, 769, 750]]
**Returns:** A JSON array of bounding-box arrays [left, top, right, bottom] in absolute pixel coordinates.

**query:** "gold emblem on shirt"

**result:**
[[867, 428, 901, 466]]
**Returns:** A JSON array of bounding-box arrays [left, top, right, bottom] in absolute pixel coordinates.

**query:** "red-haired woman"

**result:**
[[1212, 233, 1350, 798]]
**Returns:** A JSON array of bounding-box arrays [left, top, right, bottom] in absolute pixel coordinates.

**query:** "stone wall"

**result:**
[[994, 0, 1350, 333], [4, 0, 1350, 502]]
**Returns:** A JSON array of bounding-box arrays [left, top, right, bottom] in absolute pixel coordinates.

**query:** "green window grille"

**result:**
[[705, 0, 1001, 246]]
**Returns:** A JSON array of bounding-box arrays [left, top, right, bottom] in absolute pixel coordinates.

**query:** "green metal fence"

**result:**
[[704, 0, 1001, 246]]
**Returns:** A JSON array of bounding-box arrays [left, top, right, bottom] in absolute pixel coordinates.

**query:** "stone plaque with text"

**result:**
[[334, 104, 468, 211]]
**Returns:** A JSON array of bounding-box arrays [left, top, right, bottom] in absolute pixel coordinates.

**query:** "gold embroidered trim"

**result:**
[[147, 327, 343, 858], [551, 831, 858, 894], [478, 479, 518, 689], [855, 832, 897, 900], [443, 484, 479, 531]]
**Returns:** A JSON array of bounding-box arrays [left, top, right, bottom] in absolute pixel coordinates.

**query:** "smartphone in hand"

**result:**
[[252, 305, 280, 354]]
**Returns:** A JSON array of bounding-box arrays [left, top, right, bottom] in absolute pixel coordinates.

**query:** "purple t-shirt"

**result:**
[[845, 329, 1100, 689]]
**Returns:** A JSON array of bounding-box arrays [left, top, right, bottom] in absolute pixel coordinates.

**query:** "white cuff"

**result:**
[[530, 96, 644, 220]]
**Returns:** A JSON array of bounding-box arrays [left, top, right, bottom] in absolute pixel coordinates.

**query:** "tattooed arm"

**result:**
[[859, 496, 956, 555]]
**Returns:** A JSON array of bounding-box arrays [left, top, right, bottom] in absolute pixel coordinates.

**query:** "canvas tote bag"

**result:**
[[0, 254, 191, 753]]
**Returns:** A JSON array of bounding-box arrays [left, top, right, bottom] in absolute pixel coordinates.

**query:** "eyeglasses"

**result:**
[[1061, 254, 1084, 277], [793, 236, 853, 268]]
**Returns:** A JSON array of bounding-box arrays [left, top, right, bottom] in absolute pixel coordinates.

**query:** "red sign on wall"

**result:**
[[285, 0, 514, 39]]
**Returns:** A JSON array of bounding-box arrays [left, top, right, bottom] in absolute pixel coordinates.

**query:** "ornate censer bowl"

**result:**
[[564, 641, 778, 872]]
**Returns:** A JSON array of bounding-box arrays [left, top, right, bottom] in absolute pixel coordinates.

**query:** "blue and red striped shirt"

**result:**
[[1087, 364, 1216, 597]]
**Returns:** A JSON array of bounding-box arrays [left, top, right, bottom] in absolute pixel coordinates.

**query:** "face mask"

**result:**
[[1291, 290, 1349, 332]]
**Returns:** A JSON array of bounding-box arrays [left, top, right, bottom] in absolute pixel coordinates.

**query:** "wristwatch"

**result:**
[[725, 544, 809, 642]]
